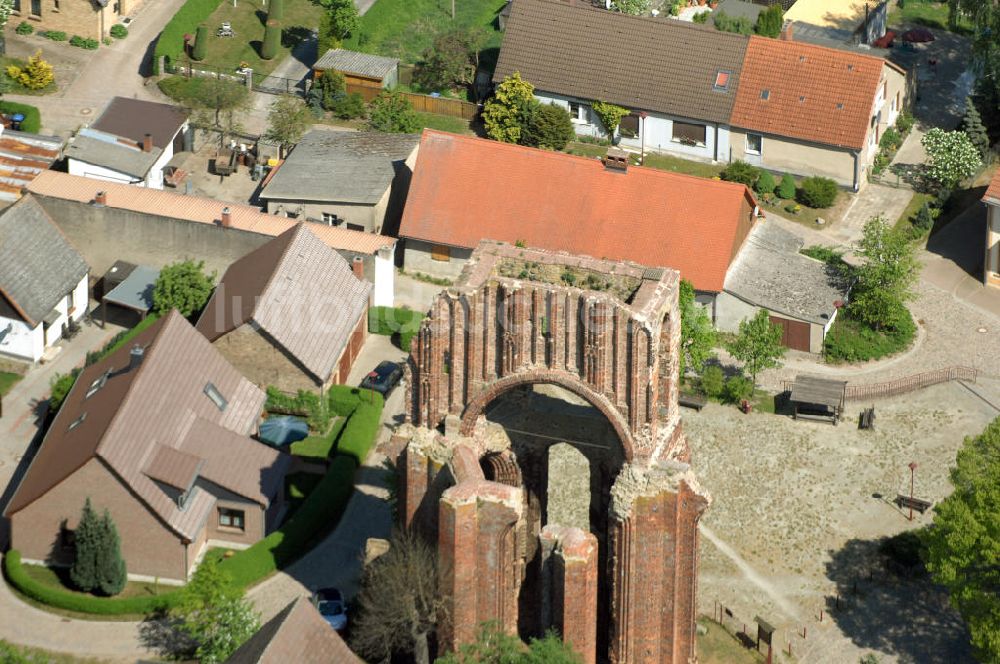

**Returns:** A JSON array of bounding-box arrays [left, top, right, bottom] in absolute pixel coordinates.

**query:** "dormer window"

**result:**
[[86, 372, 109, 398], [68, 413, 86, 431], [760, 89, 770, 100], [204, 382, 228, 411], [713, 71, 731, 91]]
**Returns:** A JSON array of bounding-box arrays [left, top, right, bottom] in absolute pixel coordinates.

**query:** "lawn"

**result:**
[[894, 190, 935, 233], [824, 310, 917, 363], [194, 0, 324, 75], [342, 0, 507, 68], [289, 415, 346, 458], [0, 372, 22, 396], [887, 0, 972, 33], [0, 639, 105, 663], [696, 620, 764, 664], [415, 111, 474, 134]]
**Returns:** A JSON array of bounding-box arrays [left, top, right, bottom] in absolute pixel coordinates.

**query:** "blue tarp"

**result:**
[[259, 415, 309, 447]]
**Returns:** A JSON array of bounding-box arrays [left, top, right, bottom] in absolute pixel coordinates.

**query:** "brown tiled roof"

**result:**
[[399, 130, 759, 292], [225, 597, 363, 664], [144, 445, 203, 491], [196, 224, 372, 382], [730, 36, 884, 150], [983, 169, 1000, 205], [4, 312, 284, 539], [91, 97, 188, 150], [27, 172, 394, 256], [493, 0, 749, 124]]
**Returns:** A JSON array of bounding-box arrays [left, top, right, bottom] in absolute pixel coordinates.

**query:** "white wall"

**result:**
[[68, 159, 142, 186], [0, 316, 43, 362], [374, 246, 395, 307]]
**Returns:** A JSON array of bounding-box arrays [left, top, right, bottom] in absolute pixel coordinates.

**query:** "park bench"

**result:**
[[679, 392, 707, 411], [859, 407, 876, 430], [895, 495, 932, 514]]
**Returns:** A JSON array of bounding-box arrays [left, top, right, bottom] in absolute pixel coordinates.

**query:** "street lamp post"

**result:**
[[908, 461, 918, 521]]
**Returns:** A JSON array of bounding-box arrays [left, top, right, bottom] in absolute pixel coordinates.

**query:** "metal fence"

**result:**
[[843, 366, 978, 401], [252, 73, 304, 97]]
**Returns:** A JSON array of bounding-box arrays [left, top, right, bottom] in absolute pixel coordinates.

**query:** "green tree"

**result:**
[[192, 25, 208, 61], [171, 557, 259, 664], [367, 91, 419, 133], [754, 170, 776, 195], [720, 160, 760, 187], [849, 215, 920, 330], [961, 96, 991, 159], [264, 95, 312, 157], [921, 127, 982, 190], [95, 509, 126, 596], [712, 11, 754, 35], [414, 28, 484, 92], [176, 76, 250, 148], [316, 69, 346, 110], [260, 19, 280, 60], [332, 92, 366, 119], [679, 279, 716, 375], [319, 0, 359, 45], [483, 72, 537, 144], [351, 531, 447, 664], [152, 260, 216, 317], [69, 498, 100, 592], [777, 172, 796, 199], [755, 3, 784, 37], [436, 622, 582, 663], [923, 417, 1000, 661], [726, 309, 784, 386], [591, 100, 630, 138], [267, 0, 283, 21], [522, 103, 575, 150], [609, 0, 649, 15], [912, 201, 935, 232]]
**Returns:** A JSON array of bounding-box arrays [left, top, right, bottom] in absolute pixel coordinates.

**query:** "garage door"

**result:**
[[769, 315, 811, 352]]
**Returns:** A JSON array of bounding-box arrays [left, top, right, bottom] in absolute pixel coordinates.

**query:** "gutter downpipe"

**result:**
[[852, 150, 861, 192], [714, 123, 719, 162]]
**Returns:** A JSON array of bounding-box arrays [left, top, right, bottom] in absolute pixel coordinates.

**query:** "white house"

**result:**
[[65, 97, 190, 190], [0, 196, 89, 363]]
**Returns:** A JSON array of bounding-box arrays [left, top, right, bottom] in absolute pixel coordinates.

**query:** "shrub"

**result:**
[[41, 30, 67, 41], [191, 24, 208, 61], [713, 10, 754, 35], [800, 245, 845, 265], [110, 24, 128, 39], [754, 169, 776, 195], [331, 91, 365, 119], [784, 203, 801, 214], [823, 310, 916, 363], [15, 21, 33, 35], [6, 51, 54, 90], [154, 0, 224, 73], [720, 160, 760, 187], [723, 375, 754, 403], [797, 176, 838, 208], [368, 306, 425, 353], [522, 103, 575, 150], [265, 387, 330, 432], [692, 9, 709, 23], [777, 172, 796, 199], [896, 111, 914, 135], [880, 126, 901, 151], [700, 365, 725, 398], [69, 35, 100, 50], [755, 3, 784, 37], [911, 201, 935, 232], [103, 37, 113, 46], [367, 91, 419, 133], [260, 19, 280, 60]]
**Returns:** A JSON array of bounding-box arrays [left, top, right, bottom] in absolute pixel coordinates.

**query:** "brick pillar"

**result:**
[[540, 526, 598, 664]]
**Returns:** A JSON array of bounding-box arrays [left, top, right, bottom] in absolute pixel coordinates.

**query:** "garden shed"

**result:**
[[312, 49, 400, 90]]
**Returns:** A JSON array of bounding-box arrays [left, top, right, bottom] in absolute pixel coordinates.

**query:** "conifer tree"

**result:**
[[96, 509, 127, 596], [69, 498, 100, 592], [962, 96, 991, 159]]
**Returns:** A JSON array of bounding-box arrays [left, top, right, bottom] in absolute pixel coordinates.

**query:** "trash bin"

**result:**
[[10, 113, 24, 131]]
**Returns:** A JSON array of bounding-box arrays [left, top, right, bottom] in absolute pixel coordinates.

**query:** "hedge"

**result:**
[[368, 306, 425, 352], [3, 551, 177, 615], [334, 393, 384, 465], [153, 0, 224, 73], [328, 384, 368, 417], [0, 102, 41, 134]]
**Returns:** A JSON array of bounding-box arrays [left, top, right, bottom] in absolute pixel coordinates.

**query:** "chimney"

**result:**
[[780, 20, 793, 41], [220, 206, 232, 227], [93, 190, 107, 206], [142, 133, 153, 153], [129, 344, 144, 371], [603, 147, 629, 173], [352, 256, 364, 280]]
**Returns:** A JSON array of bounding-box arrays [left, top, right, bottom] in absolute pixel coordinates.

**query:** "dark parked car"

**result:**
[[360, 361, 403, 396], [312, 587, 348, 631]]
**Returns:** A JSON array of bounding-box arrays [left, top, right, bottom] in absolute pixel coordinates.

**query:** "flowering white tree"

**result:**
[[0, 0, 13, 29], [921, 127, 982, 190]]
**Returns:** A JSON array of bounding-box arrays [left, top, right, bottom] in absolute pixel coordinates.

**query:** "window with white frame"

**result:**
[[745, 133, 762, 155], [672, 122, 706, 146], [568, 101, 588, 124], [218, 508, 245, 530], [322, 212, 341, 226]]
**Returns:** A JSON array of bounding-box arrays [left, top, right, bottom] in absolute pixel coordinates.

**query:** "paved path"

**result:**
[[825, 183, 914, 246]]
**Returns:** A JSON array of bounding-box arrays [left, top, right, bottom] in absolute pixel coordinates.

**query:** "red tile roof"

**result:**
[[983, 169, 1000, 205], [399, 130, 759, 292], [730, 36, 885, 151]]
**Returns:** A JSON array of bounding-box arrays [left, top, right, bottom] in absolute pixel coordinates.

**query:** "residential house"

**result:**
[[0, 126, 64, 203], [493, 0, 907, 189], [197, 224, 372, 393], [66, 97, 190, 190], [782, 0, 889, 46], [312, 49, 400, 90], [0, 196, 88, 363], [400, 130, 846, 351], [225, 597, 363, 664], [982, 170, 1000, 289], [11, 0, 137, 41], [259, 129, 419, 235], [25, 171, 397, 306], [4, 311, 291, 583]]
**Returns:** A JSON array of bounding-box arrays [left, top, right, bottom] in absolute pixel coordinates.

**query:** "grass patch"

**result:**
[[289, 416, 346, 458], [894, 191, 935, 234], [0, 100, 42, 132], [696, 619, 764, 663], [639, 152, 725, 179], [824, 310, 916, 363], [153, 0, 223, 73], [342, 0, 506, 67], [0, 372, 22, 396], [0, 638, 106, 662], [887, 0, 973, 33], [751, 390, 776, 414], [19, 563, 167, 602], [414, 111, 473, 135]]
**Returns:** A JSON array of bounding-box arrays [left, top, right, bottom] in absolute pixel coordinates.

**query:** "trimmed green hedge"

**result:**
[[0, 102, 41, 134], [153, 0, 224, 73], [3, 551, 177, 614], [368, 306, 425, 352], [328, 384, 369, 417], [334, 394, 384, 465]]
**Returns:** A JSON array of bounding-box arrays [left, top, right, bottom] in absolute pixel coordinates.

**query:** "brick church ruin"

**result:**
[[394, 241, 710, 663]]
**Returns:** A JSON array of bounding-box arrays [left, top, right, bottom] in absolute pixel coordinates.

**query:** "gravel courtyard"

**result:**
[[687, 382, 997, 663]]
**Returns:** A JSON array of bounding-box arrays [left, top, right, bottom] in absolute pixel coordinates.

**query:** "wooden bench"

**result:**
[[679, 393, 708, 411], [895, 495, 933, 514], [859, 407, 876, 430]]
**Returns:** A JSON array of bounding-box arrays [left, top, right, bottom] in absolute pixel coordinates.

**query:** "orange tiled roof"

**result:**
[[730, 36, 884, 151], [399, 130, 759, 292], [26, 171, 394, 255], [983, 169, 1000, 205]]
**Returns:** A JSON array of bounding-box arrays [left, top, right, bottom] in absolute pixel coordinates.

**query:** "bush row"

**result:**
[[823, 310, 916, 363], [0, 102, 41, 133], [69, 35, 99, 50], [264, 386, 330, 431], [368, 306, 425, 352], [153, 0, 224, 74], [720, 161, 839, 209]]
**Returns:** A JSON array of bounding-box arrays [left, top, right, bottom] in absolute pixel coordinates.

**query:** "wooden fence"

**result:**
[[843, 366, 977, 401], [345, 83, 479, 120]]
